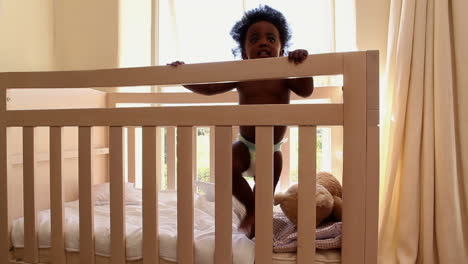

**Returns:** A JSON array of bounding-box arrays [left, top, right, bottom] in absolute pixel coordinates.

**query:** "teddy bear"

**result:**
[[273, 171, 342, 226]]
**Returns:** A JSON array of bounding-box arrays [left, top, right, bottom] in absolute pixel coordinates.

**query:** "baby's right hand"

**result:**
[[167, 61, 185, 67]]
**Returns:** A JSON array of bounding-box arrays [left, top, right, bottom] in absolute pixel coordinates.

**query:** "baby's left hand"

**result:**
[[288, 49, 308, 64]]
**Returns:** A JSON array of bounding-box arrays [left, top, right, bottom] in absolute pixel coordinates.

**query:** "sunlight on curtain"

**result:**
[[379, 0, 468, 263]]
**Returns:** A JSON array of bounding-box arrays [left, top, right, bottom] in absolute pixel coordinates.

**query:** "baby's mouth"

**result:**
[[257, 50, 271, 57]]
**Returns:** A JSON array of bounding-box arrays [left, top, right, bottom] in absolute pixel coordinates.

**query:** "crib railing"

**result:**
[[106, 85, 344, 191], [0, 51, 379, 264], [5, 107, 334, 264]]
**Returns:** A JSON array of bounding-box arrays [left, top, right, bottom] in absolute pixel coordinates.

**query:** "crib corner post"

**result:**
[[364, 50, 380, 264], [342, 51, 368, 264], [342, 51, 380, 264], [0, 73, 10, 263]]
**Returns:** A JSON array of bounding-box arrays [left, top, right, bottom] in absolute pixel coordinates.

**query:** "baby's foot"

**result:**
[[239, 213, 255, 239]]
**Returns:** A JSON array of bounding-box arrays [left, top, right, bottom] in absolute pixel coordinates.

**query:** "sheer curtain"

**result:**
[[158, 0, 356, 70], [379, 0, 468, 263], [119, 0, 356, 85]]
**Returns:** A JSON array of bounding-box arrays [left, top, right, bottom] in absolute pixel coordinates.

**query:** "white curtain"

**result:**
[[379, 0, 468, 263], [119, 0, 356, 89], [158, 0, 356, 65]]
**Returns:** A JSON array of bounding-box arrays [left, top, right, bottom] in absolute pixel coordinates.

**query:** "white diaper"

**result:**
[[238, 135, 287, 178]]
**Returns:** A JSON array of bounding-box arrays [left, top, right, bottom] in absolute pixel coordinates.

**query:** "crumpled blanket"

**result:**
[[273, 211, 342, 253]]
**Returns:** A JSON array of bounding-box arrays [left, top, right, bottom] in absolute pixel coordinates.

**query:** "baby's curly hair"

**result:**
[[230, 5, 292, 57]]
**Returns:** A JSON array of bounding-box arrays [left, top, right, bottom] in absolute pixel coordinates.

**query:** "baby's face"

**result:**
[[242, 21, 283, 60]]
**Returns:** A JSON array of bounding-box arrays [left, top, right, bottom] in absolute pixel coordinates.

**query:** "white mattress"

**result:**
[[12, 248, 341, 264], [11, 190, 255, 264], [11, 185, 341, 264]]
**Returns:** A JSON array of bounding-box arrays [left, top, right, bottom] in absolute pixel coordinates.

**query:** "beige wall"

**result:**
[[0, 0, 119, 71], [0, 0, 54, 71], [355, 0, 390, 78], [54, 0, 119, 70], [1, 0, 119, 223]]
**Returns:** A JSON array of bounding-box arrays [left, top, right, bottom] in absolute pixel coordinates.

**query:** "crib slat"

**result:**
[[255, 126, 273, 264], [280, 127, 291, 191], [177, 126, 194, 264], [127, 127, 136, 183], [297, 126, 317, 263], [0, 84, 6, 264], [155, 127, 163, 192], [214, 126, 232, 264], [50, 127, 66, 264], [23, 127, 39, 263], [79, 127, 95, 264], [167, 127, 176, 190], [209, 127, 215, 183], [0, 121, 7, 264], [192, 129, 197, 180], [110, 127, 126, 264], [142, 126, 160, 264]]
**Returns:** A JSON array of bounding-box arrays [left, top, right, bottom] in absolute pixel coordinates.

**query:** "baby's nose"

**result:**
[[256, 36, 268, 44], [259, 41, 269, 47]]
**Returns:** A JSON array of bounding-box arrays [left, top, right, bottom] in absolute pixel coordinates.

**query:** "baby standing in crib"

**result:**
[[168, 5, 314, 238]]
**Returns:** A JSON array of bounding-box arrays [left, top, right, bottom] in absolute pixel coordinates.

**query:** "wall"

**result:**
[[355, 0, 390, 81], [354, 0, 390, 227], [1, 0, 119, 223], [53, 0, 119, 70], [0, 0, 54, 71]]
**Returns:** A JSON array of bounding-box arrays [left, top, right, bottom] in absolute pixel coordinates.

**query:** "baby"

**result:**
[[169, 5, 314, 238]]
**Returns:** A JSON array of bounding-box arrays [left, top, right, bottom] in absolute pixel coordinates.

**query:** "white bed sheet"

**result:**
[[11, 190, 255, 264]]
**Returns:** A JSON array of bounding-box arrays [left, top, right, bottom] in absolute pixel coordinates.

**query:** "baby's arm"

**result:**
[[168, 61, 238, 95], [285, 50, 314, 97], [184, 82, 238, 95], [288, 77, 314, 97]]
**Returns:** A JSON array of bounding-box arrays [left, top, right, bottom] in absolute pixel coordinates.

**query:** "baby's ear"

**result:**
[[241, 51, 248, 60], [280, 49, 285, 56]]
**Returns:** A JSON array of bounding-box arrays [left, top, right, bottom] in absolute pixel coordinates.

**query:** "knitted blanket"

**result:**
[[272, 211, 342, 253]]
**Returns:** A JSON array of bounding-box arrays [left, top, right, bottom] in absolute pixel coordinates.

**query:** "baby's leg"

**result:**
[[231, 141, 255, 237], [232, 141, 254, 213], [244, 150, 283, 238], [253, 151, 283, 194], [273, 150, 283, 192]]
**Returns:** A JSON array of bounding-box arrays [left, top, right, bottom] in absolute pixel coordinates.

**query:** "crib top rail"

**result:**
[[107, 86, 343, 105], [0, 52, 345, 89], [5, 103, 343, 127]]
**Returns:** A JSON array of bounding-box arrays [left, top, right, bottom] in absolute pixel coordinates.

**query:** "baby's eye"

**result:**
[[268, 37, 276, 43], [249, 36, 259, 43]]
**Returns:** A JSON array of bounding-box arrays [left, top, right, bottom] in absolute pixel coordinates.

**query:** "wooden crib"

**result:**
[[0, 51, 379, 264]]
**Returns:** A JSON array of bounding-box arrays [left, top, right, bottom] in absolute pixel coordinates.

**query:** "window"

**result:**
[[119, 0, 356, 188]]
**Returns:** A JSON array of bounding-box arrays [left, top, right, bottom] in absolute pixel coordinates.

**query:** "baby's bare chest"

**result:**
[[237, 80, 290, 104]]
